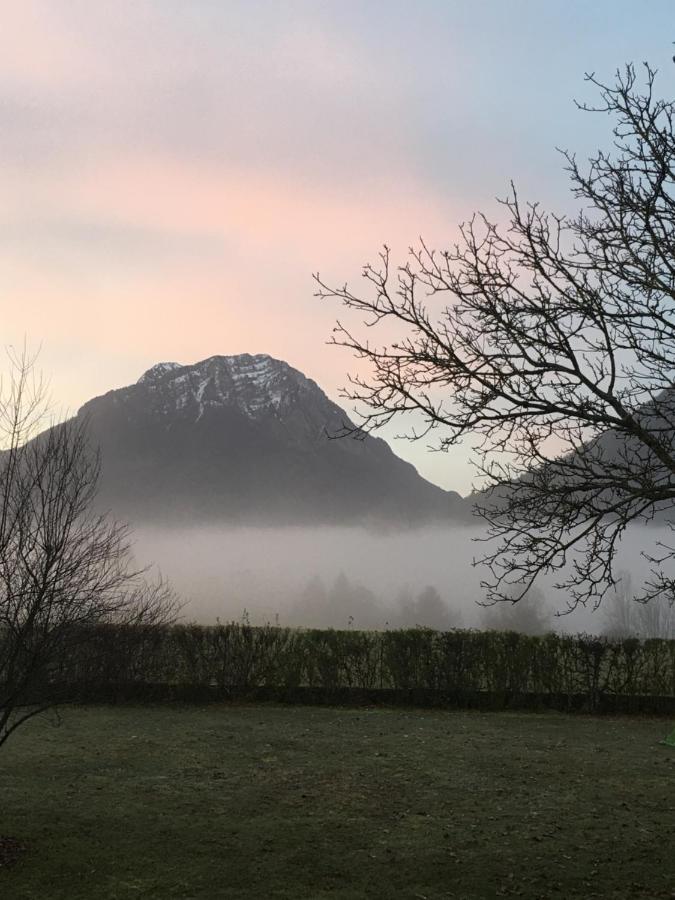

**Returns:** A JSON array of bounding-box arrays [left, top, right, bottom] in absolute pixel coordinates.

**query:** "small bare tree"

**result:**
[[395, 585, 462, 630], [603, 572, 675, 639], [0, 347, 178, 749], [316, 63, 675, 612], [481, 587, 552, 636]]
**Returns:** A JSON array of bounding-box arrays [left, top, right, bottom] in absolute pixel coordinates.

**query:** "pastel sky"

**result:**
[[1, 1, 674, 494]]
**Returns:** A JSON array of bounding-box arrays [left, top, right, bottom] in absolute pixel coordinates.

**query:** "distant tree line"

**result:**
[[285, 573, 555, 634], [286, 574, 464, 631], [280, 572, 674, 640]]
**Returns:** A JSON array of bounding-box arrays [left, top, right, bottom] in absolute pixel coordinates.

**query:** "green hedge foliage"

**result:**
[[50, 624, 675, 712]]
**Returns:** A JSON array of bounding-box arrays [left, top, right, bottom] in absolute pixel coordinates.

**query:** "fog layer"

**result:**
[[132, 524, 675, 634]]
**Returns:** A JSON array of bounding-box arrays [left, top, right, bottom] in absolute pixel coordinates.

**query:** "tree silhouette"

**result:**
[[0, 347, 177, 749], [317, 63, 675, 612]]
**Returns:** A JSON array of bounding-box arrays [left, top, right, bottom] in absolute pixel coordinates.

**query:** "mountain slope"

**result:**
[[76, 354, 465, 526]]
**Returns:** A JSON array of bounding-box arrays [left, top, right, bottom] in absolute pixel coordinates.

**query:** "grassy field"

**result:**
[[0, 704, 673, 899]]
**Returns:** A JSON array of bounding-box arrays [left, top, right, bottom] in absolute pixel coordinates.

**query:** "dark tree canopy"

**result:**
[[316, 64, 675, 610]]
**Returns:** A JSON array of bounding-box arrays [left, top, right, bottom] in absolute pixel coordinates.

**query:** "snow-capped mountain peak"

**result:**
[[134, 354, 316, 423], [73, 352, 465, 526], [137, 362, 182, 384]]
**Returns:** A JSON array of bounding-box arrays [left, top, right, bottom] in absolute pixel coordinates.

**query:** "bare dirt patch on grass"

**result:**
[[0, 836, 28, 868]]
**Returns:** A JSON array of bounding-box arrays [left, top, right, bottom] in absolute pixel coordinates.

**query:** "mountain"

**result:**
[[74, 354, 466, 526], [467, 388, 675, 526]]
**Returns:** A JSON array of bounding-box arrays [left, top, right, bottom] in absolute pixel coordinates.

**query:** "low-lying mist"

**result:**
[[130, 523, 675, 636]]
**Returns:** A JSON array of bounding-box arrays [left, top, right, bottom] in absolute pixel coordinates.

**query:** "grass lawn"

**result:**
[[0, 704, 674, 899]]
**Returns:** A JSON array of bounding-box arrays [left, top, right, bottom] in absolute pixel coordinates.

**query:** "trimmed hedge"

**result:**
[[50, 623, 675, 713]]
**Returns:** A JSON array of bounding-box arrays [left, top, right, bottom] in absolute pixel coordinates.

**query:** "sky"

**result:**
[[1, 0, 674, 494]]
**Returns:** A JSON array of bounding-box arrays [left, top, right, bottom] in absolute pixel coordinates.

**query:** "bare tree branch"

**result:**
[[316, 63, 675, 610]]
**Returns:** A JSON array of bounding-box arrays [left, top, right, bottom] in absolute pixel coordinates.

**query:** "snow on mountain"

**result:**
[[74, 353, 467, 526], [137, 361, 183, 384], [129, 354, 321, 424]]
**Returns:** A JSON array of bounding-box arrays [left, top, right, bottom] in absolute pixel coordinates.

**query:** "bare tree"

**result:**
[[0, 347, 178, 749], [316, 63, 675, 612], [395, 584, 463, 631], [603, 572, 675, 639], [481, 587, 552, 636]]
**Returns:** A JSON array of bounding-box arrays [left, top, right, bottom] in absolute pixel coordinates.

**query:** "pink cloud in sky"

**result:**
[[3, 152, 460, 256], [0, 0, 467, 420], [1, 151, 467, 366], [9, 1, 664, 492], [0, 143, 479, 489], [0, 2, 99, 92]]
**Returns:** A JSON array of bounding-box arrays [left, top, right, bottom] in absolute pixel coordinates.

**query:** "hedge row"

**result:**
[[55, 623, 675, 712]]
